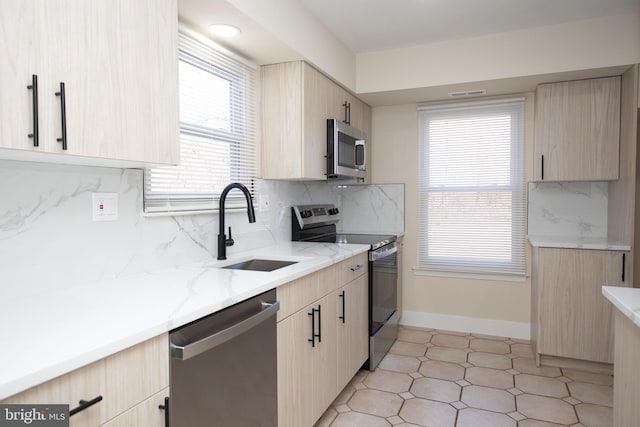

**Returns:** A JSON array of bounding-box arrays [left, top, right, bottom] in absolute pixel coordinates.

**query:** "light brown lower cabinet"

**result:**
[[533, 247, 630, 363], [101, 388, 169, 427], [277, 253, 369, 427], [612, 310, 640, 427], [1, 334, 169, 426]]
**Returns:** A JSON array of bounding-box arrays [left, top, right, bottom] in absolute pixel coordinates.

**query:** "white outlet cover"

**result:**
[[258, 194, 269, 212], [92, 193, 118, 222]]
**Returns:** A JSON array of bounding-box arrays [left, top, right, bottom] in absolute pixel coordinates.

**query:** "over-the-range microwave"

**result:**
[[326, 118, 366, 180]]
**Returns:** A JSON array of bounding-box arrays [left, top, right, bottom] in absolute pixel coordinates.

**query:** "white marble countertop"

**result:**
[[602, 286, 640, 329], [527, 235, 631, 251], [0, 242, 369, 400]]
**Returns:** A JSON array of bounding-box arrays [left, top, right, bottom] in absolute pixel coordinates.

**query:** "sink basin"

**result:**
[[222, 259, 298, 272]]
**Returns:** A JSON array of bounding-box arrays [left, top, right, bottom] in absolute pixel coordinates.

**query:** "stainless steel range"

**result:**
[[292, 204, 399, 370]]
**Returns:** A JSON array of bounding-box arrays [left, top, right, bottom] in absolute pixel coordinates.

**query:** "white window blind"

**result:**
[[144, 29, 258, 214], [417, 98, 526, 277]]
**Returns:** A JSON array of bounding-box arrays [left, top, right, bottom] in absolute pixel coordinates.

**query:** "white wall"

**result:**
[[357, 13, 640, 96]]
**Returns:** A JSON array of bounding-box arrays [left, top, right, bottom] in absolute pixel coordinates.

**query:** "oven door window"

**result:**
[[338, 131, 358, 168]]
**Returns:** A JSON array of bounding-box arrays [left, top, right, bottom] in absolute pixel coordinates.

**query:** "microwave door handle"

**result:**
[[355, 140, 366, 168]]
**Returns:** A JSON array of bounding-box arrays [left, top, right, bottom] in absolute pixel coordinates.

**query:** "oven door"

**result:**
[[370, 242, 398, 334]]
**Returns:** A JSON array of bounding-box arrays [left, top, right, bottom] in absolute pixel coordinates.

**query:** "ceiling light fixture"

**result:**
[[448, 89, 487, 97], [208, 24, 241, 38]]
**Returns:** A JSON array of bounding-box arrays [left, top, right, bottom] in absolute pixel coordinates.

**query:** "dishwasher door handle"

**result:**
[[171, 300, 280, 361]]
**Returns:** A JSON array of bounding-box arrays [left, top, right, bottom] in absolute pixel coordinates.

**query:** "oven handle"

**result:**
[[171, 300, 280, 361], [370, 243, 398, 261]]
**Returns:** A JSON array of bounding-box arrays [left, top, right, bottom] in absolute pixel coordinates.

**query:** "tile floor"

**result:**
[[315, 326, 613, 427]]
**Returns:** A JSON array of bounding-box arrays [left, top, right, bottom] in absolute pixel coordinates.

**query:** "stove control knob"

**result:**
[[328, 208, 339, 215], [301, 210, 313, 218]]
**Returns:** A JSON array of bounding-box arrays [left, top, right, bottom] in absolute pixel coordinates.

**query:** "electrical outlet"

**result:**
[[92, 193, 118, 221], [258, 194, 270, 212]]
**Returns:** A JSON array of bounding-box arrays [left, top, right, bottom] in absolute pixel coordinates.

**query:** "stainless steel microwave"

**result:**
[[326, 119, 366, 180]]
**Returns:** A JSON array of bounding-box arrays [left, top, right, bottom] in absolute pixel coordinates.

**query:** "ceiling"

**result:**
[[178, 0, 638, 105], [300, 0, 640, 53]]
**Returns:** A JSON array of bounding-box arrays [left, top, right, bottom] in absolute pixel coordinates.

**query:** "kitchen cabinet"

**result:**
[[261, 61, 371, 180], [101, 388, 169, 427], [277, 252, 369, 427], [1, 335, 169, 426], [532, 248, 629, 364], [0, 0, 179, 167], [611, 310, 640, 427], [533, 76, 621, 181]]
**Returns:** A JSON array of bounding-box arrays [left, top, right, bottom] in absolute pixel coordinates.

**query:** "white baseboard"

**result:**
[[400, 310, 530, 340]]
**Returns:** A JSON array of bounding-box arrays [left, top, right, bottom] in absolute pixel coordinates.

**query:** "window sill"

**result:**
[[412, 267, 528, 283]]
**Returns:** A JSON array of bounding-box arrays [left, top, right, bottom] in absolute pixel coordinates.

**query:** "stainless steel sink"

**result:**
[[222, 259, 298, 272]]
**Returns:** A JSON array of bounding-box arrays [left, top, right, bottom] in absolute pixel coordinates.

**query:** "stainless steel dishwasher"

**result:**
[[169, 289, 279, 427]]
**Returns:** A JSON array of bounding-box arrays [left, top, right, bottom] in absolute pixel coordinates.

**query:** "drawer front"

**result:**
[[337, 252, 368, 285], [277, 265, 336, 321], [101, 388, 169, 427], [2, 334, 169, 425]]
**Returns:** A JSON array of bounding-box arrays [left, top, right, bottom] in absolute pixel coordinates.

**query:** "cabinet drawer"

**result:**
[[2, 334, 169, 425], [101, 388, 169, 427], [337, 252, 368, 285], [277, 265, 336, 321]]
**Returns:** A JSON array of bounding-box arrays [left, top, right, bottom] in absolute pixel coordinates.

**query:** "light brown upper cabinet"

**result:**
[[0, 0, 179, 167], [261, 61, 371, 180], [533, 76, 621, 181]]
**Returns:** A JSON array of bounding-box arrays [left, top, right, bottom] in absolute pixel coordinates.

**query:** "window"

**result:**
[[144, 29, 257, 214], [416, 98, 526, 278]]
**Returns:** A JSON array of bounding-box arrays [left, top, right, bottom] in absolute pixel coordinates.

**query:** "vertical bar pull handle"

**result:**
[[27, 74, 39, 147], [621, 253, 626, 282], [342, 101, 349, 124], [347, 102, 351, 125], [316, 304, 322, 343], [159, 396, 170, 427], [308, 309, 316, 347], [541, 155, 544, 180], [55, 82, 67, 150], [338, 291, 345, 323]]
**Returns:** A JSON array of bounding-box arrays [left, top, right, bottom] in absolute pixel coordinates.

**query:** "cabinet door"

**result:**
[[534, 77, 620, 181], [313, 293, 338, 420], [537, 248, 629, 363], [101, 388, 168, 427], [0, 1, 55, 152], [54, 0, 178, 164], [336, 274, 369, 391]]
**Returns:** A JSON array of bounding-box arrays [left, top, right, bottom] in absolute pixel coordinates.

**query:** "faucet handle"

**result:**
[[226, 226, 235, 247]]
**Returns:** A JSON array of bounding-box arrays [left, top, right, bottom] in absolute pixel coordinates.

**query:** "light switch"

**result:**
[[92, 193, 118, 221]]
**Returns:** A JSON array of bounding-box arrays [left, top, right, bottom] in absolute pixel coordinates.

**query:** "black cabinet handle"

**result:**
[[159, 396, 170, 427], [55, 82, 67, 150], [622, 253, 626, 282], [69, 396, 103, 417], [308, 308, 316, 347], [316, 304, 322, 343], [339, 291, 345, 323], [541, 155, 544, 180], [342, 101, 351, 125], [27, 74, 39, 147]]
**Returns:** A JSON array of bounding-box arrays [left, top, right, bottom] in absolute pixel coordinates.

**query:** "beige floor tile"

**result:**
[[332, 384, 356, 405], [518, 420, 565, 427], [470, 338, 510, 354], [461, 385, 516, 413], [330, 411, 391, 427], [364, 369, 413, 393], [456, 407, 517, 427], [410, 377, 461, 403], [467, 351, 512, 370], [465, 366, 514, 389], [562, 368, 614, 386], [348, 389, 403, 418], [510, 343, 535, 358], [575, 403, 612, 427], [389, 340, 428, 357], [514, 374, 569, 398], [567, 382, 613, 407], [471, 333, 508, 341], [516, 394, 578, 425], [378, 353, 421, 374], [399, 397, 457, 427], [394, 424, 423, 427], [386, 415, 404, 425], [431, 333, 470, 349], [418, 360, 465, 381], [397, 328, 433, 344], [426, 346, 468, 363], [435, 329, 470, 337], [314, 407, 337, 427], [512, 357, 562, 377]]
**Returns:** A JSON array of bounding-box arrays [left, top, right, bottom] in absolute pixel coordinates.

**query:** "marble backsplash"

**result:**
[[527, 181, 608, 238], [0, 160, 404, 298]]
